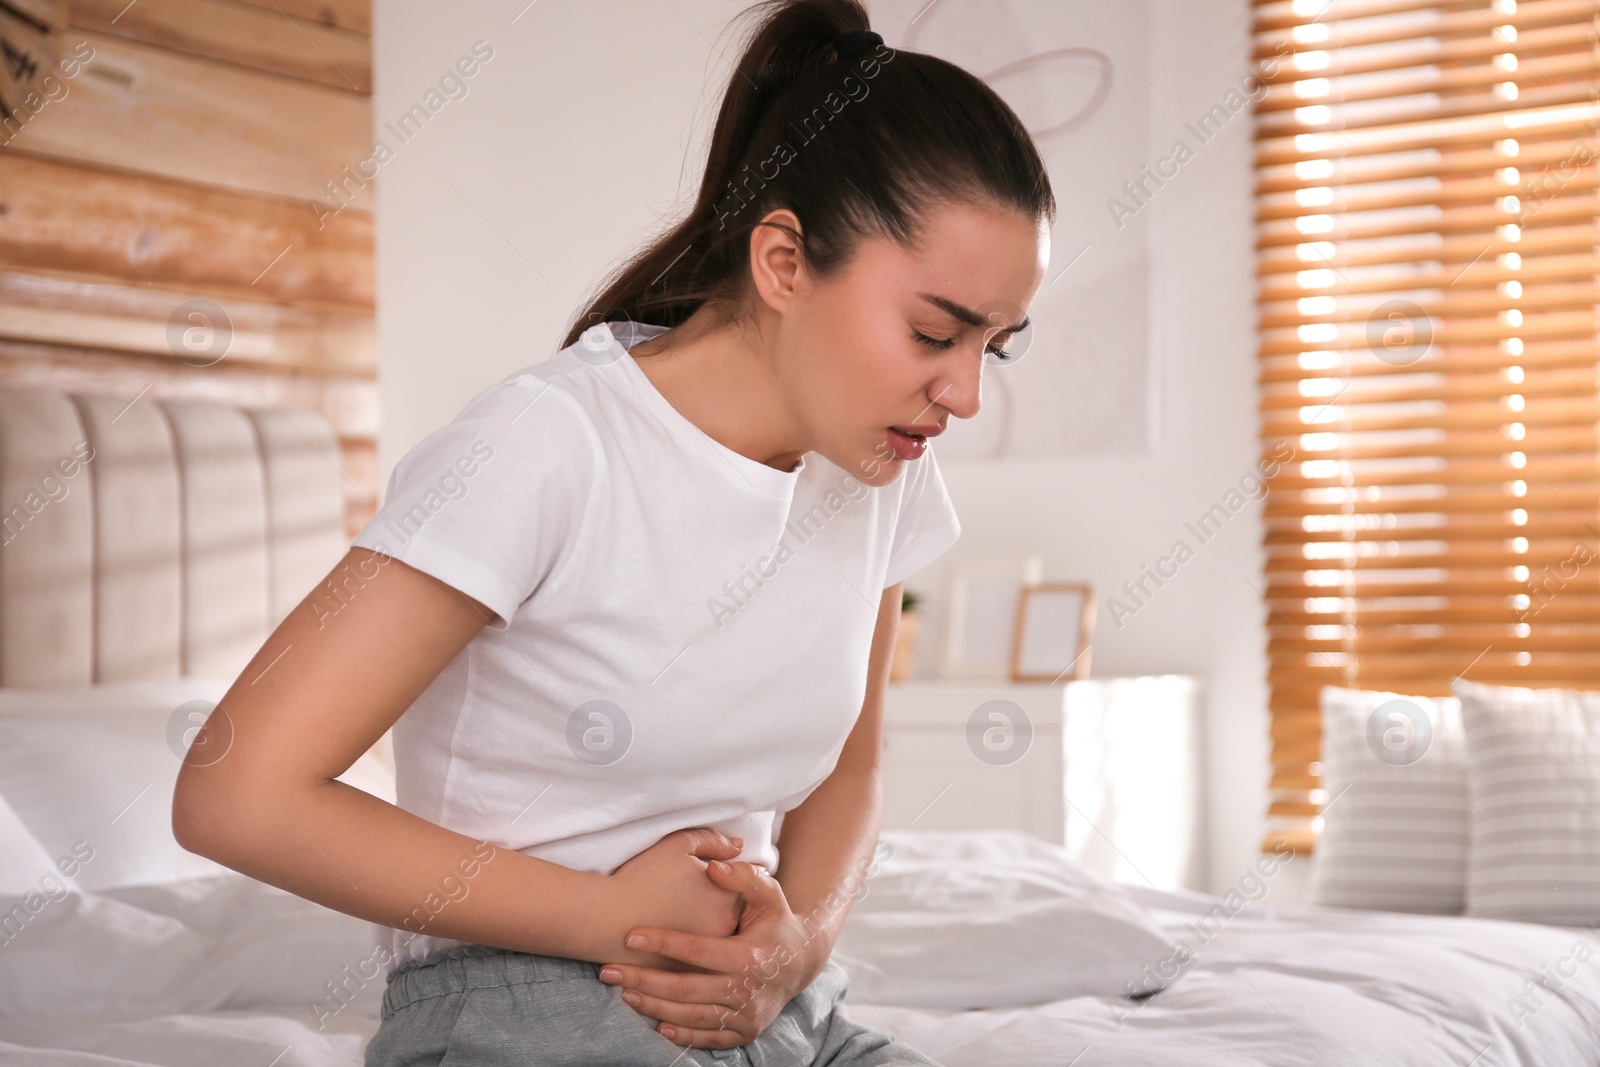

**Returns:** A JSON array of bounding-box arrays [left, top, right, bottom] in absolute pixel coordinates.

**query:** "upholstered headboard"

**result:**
[[0, 388, 348, 688]]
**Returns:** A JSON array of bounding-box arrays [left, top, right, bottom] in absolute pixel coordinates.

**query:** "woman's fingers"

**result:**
[[598, 960, 748, 1009], [682, 827, 745, 860], [620, 984, 746, 1027], [656, 1020, 748, 1050], [707, 859, 778, 910], [619, 925, 750, 975], [626, 989, 751, 1049], [608, 974, 756, 1050]]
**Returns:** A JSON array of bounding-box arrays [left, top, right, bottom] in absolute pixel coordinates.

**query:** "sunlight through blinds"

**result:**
[[1251, 0, 1600, 855]]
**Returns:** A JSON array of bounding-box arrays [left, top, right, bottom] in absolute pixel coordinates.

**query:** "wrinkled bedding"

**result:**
[[2, 833, 1595, 1066]]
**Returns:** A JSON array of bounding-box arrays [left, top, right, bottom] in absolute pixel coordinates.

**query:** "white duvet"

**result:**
[[3, 830, 1597, 1066], [855, 883, 1600, 1066]]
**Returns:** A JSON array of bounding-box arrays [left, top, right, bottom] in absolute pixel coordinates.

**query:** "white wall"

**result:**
[[372, 0, 1313, 901]]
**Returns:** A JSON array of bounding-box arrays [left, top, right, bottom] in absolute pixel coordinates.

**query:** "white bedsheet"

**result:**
[[3, 855, 1597, 1065]]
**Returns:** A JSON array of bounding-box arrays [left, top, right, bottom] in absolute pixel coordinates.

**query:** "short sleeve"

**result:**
[[882, 445, 961, 589], [350, 375, 597, 627]]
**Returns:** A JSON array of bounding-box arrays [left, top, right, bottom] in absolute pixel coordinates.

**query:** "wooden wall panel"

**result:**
[[8, 29, 372, 206], [70, 0, 371, 92], [1, 0, 64, 30], [235, 0, 370, 35], [0, 152, 374, 309], [0, 269, 374, 372]]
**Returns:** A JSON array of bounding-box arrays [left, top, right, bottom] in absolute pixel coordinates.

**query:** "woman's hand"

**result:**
[[597, 858, 824, 1050], [603, 827, 747, 972]]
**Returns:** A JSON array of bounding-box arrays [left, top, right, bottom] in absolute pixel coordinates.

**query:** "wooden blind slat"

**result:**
[[1254, 0, 1481, 30], [1259, 81, 1600, 138], [1256, 135, 1600, 187], [1263, 487, 1600, 513], [1255, 0, 1594, 42], [1256, 51, 1600, 112], [1257, 223, 1599, 266], [1255, 168, 1599, 218], [1254, 19, 1597, 76], [1256, 108, 1600, 162]]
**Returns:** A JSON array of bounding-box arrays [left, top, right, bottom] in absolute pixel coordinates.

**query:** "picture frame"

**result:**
[[1010, 581, 1095, 683], [939, 556, 1044, 678]]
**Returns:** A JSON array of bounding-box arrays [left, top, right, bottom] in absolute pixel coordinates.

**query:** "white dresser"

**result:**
[[878, 675, 1204, 891]]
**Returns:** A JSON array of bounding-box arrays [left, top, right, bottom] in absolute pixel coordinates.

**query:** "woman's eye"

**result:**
[[911, 330, 958, 350], [913, 328, 1014, 363]]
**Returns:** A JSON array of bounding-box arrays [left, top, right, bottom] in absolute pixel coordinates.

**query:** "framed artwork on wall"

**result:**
[[1010, 581, 1096, 683], [939, 556, 1045, 678]]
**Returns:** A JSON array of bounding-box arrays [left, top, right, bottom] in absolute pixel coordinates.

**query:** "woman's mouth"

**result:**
[[886, 426, 928, 460]]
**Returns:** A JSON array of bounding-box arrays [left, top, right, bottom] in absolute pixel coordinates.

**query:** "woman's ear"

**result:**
[[748, 208, 808, 313]]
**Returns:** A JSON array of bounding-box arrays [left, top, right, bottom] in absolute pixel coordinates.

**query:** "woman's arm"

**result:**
[[171, 547, 737, 969], [769, 580, 904, 978]]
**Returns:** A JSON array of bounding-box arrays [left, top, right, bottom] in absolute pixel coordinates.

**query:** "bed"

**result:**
[[1, 385, 1596, 1067]]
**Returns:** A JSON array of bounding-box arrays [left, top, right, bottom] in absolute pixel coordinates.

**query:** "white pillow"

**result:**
[[0, 681, 396, 892], [1452, 678, 1600, 925], [832, 828, 1184, 1009], [1311, 686, 1470, 914]]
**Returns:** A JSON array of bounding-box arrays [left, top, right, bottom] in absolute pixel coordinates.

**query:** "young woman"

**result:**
[[173, 0, 1052, 1063]]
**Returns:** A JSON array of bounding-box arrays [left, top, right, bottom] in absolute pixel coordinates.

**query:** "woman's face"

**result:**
[[774, 200, 1049, 488]]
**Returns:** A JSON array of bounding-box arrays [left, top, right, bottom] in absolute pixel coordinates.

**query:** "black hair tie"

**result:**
[[834, 29, 883, 60]]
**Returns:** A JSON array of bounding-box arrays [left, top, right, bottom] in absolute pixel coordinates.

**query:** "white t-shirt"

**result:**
[[349, 318, 961, 968]]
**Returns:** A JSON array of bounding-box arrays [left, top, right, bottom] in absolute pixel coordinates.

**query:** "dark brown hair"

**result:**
[[560, 0, 1056, 351]]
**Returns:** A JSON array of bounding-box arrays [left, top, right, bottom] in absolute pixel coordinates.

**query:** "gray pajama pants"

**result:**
[[362, 942, 946, 1066]]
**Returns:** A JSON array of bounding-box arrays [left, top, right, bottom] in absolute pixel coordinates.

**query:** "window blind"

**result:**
[[1251, 0, 1600, 855]]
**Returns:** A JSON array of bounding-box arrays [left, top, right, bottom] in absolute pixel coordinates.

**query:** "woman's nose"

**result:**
[[932, 358, 982, 422]]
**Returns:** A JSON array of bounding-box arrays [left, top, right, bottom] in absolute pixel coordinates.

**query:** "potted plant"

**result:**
[[889, 587, 922, 682]]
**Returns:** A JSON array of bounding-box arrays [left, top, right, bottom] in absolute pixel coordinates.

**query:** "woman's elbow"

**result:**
[[171, 758, 250, 862], [171, 767, 214, 858]]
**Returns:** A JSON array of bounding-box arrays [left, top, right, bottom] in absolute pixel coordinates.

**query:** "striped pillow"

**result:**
[[1452, 679, 1600, 925], [1310, 686, 1470, 914]]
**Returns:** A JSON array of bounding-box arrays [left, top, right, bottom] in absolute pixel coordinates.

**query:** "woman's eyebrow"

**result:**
[[915, 292, 1029, 334]]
